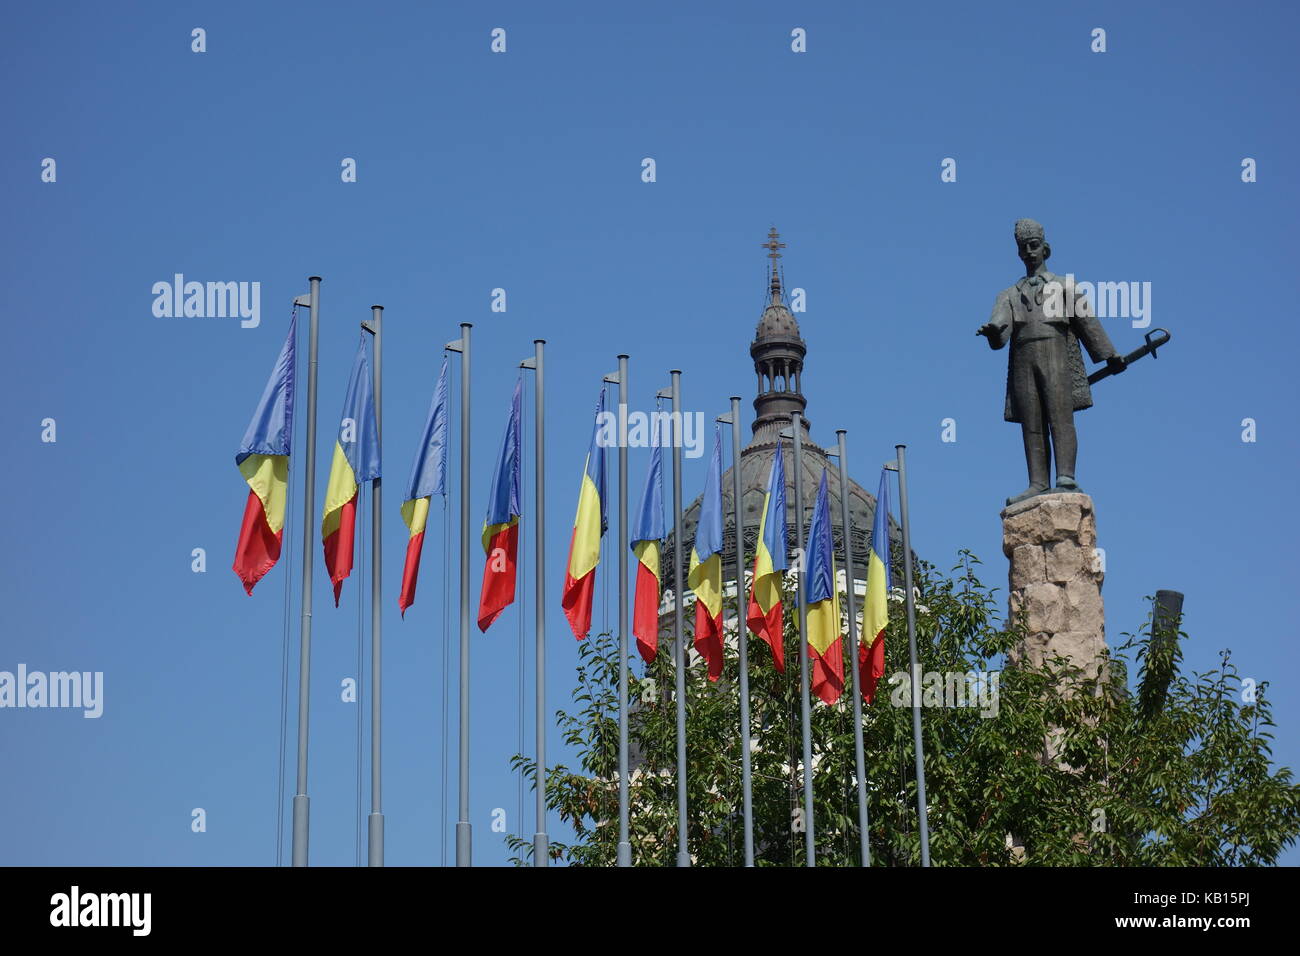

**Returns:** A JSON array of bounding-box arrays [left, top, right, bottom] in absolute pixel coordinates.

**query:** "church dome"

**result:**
[[755, 301, 801, 339], [660, 228, 904, 583]]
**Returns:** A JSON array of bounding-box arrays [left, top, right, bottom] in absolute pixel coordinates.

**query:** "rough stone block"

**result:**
[[1009, 544, 1046, 589], [1040, 496, 1084, 535], [1019, 582, 1067, 633], [1064, 578, 1105, 635], [1004, 493, 1106, 691], [1044, 541, 1084, 583]]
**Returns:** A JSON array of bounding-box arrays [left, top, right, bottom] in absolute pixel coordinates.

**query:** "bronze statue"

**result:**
[[978, 219, 1126, 506]]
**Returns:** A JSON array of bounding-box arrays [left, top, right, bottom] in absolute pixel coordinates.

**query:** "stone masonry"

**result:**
[[1001, 492, 1106, 682]]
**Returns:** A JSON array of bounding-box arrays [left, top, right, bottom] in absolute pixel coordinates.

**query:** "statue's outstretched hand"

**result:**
[[1106, 354, 1127, 375], [977, 322, 999, 339]]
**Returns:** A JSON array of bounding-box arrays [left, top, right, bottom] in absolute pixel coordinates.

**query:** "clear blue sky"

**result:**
[[2, 0, 1296, 866]]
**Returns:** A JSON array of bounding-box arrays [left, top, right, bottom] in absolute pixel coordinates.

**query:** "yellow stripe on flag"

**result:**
[[481, 517, 518, 554], [863, 550, 888, 643], [806, 560, 842, 656], [322, 441, 359, 539], [752, 492, 775, 569], [401, 496, 430, 539], [239, 453, 289, 534], [633, 539, 660, 583], [688, 551, 722, 618], [750, 489, 780, 614], [751, 565, 781, 617], [567, 465, 602, 580]]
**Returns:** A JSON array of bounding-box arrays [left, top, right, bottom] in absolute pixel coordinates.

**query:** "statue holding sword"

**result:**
[[977, 218, 1171, 506]]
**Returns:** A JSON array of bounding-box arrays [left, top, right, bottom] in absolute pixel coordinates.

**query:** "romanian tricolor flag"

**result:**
[[687, 427, 725, 681], [477, 377, 522, 632], [805, 470, 844, 705], [321, 337, 381, 607], [398, 355, 450, 616], [562, 388, 608, 640], [232, 312, 296, 595], [629, 410, 665, 662], [859, 469, 891, 704], [746, 439, 788, 671]]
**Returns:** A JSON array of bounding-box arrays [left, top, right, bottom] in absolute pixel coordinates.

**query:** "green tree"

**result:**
[[508, 552, 1300, 865]]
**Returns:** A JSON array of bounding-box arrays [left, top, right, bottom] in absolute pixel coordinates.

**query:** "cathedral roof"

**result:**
[[660, 229, 903, 582]]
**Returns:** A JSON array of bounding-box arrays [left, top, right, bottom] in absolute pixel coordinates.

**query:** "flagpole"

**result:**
[[446, 323, 472, 867], [363, 306, 385, 866], [789, 412, 815, 867], [290, 275, 320, 867], [529, 340, 549, 866], [606, 356, 632, 868], [888, 444, 930, 866], [668, 371, 689, 867], [834, 430, 870, 866], [719, 397, 754, 866]]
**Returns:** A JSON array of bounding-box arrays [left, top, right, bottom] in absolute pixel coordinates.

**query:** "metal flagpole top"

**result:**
[[605, 353, 630, 384], [716, 395, 742, 425], [445, 322, 472, 354], [517, 339, 546, 364]]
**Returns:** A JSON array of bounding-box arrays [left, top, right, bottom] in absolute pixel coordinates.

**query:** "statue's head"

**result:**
[[1014, 218, 1050, 271]]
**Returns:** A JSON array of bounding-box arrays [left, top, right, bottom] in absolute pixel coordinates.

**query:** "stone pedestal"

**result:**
[[1001, 492, 1106, 682]]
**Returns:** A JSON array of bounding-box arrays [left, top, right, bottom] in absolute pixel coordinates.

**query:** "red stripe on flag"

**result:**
[[811, 637, 844, 705], [477, 523, 518, 632], [561, 566, 595, 640], [398, 530, 425, 617], [561, 527, 597, 640], [233, 489, 282, 595], [633, 562, 660, 663], [323, 494, 358, 607], [694, 601, 724, 681], [746, 589, 785, 673], [859, 631, 886, 704]]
